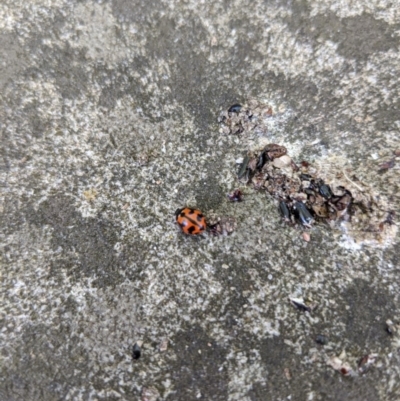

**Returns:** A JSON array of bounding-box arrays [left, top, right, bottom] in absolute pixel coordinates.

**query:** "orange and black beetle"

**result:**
[[175, 207, 207, 235]]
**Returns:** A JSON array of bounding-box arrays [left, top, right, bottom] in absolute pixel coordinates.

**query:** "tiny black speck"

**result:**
[[188, 226, 196, 234], [315, 335, 328, 345], [132, 343, 141, 360], [228, 103, 242, 113]]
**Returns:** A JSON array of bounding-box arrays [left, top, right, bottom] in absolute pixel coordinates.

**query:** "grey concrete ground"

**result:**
[[1, 0, 400, 400]]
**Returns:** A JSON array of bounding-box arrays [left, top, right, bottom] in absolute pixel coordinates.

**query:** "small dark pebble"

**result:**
[[237, 156, 250, 179], [227, 189, 244, 202], [319, 184, 333, 199], [132, 343, 141, 360], [300, 173, 312, 181], [378, 158, 395, 171], [291, 159, 300, 172], [385, 211, 396, 225], [228, 104, 242, 113], [294, 202, 314, 226], [315, 335, 328, 345], [279, 200, 291, 221], [290, 298, 311, 312]]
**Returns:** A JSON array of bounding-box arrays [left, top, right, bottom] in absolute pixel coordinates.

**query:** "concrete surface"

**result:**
[[1, 0, 400, 400]]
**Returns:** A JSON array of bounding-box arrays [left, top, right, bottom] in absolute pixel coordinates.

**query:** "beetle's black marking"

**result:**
[[188, 209, 195, 214], [188, 226, 196, 234], [185, 214, 204, 227], [180, 212, 186, 218], [175, 208, 184, 217], [196, 214, 204, 221]]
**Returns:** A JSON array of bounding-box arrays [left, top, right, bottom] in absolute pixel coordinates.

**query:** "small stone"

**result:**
[[378, 158, 395, 170], [339, 363, 353, 376], [272, 154, 292, 169], [315, 334, 328, 345], [159, 338, 169, 352], [289, 297, 311, 312], [302, 232, 310, 242], [358, 353, 378, 374], [327, 356, 354, 376], [248, 157, 257, 171], [386, 319, 398, 335], [328, 356, 343, 371], [264, 106, 273, 116], [83, 188, 97, 201], [209, 216, 237, 236], [293, 193, 308, 202], [227, 189, 243, 202], [141, 386, 160, 401], [228, 104, 242, 113], [132, 343, 141, 360]]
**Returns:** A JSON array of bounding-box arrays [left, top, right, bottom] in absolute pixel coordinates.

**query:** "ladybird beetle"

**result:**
[[175, 207, 206, 235]]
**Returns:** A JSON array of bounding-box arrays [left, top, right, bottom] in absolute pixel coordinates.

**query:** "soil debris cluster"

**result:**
[[220, 102, 397, 246]]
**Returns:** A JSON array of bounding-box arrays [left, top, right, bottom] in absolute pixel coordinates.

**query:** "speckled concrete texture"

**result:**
[[1, 1, 400, 400]]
